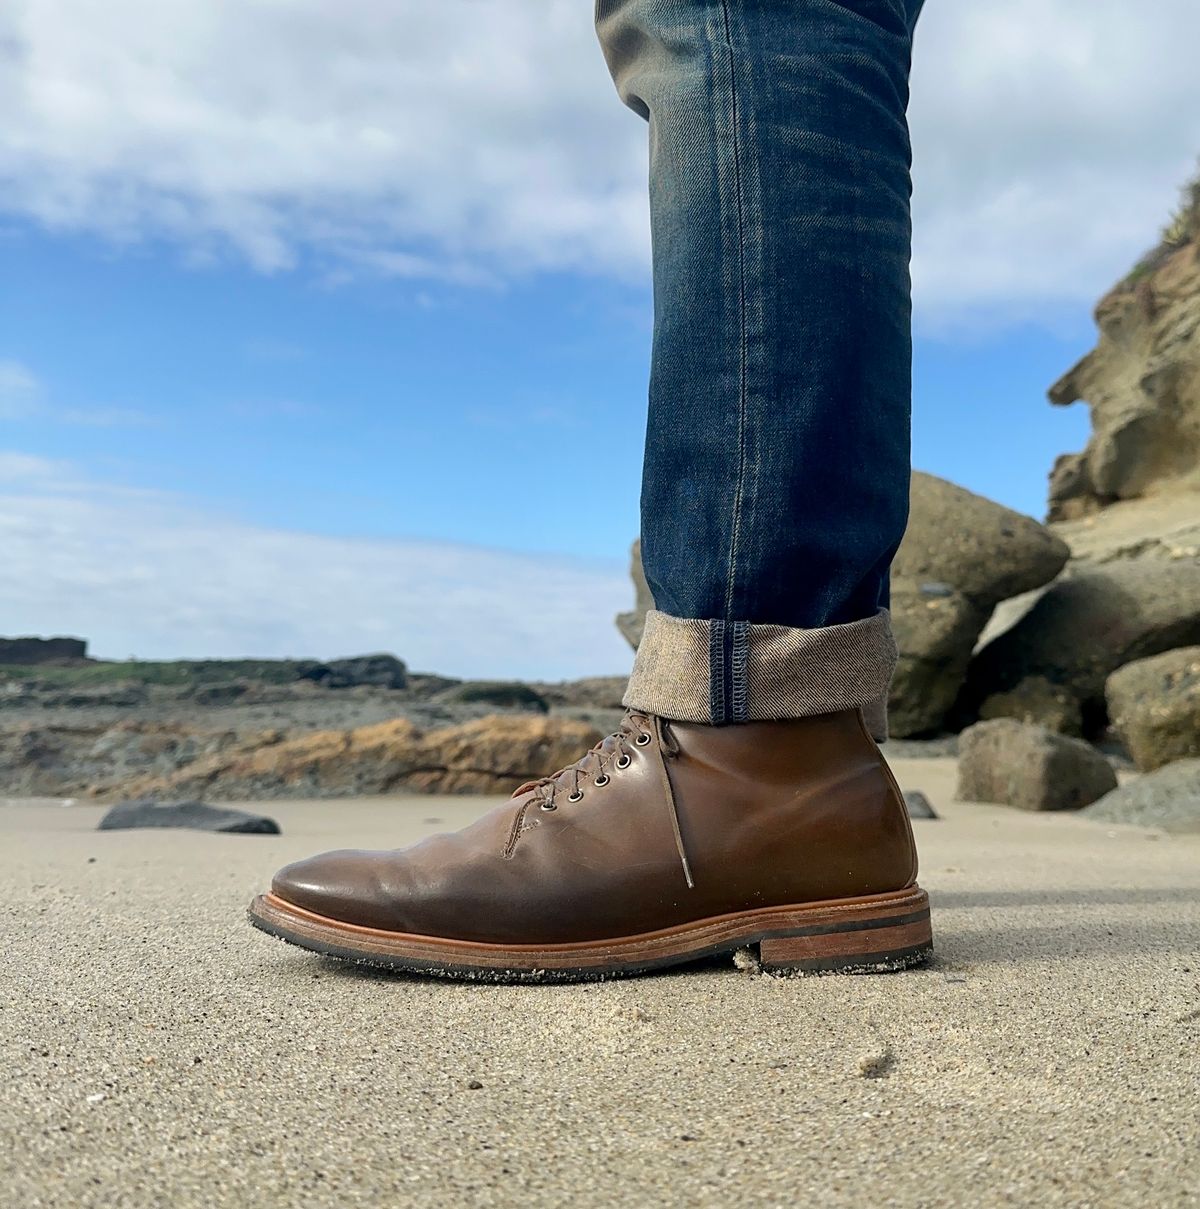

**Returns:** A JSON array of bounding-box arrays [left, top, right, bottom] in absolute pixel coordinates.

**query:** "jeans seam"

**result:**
[[718, 0, 749, 624], [730, 620, 749, 723], [709, 619, 727, 724]]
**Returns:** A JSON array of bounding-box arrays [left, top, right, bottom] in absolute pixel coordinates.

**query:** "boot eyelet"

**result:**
[[615, 755, 631, 769], [567, 790, 584, 803], [594, 774, 610, 787], [635, 733, 652, 746], [539, 801, 557, 812]]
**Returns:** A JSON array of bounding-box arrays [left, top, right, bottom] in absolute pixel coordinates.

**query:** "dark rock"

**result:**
[[98, 799, 280, 834], [1081, 759, 1200, 833], [957, 719, 1117, 811], [1106, 647, 1200, 771], [300, 654, 408, 690], [903, 790, 939, 820], [0, 636, 89, 665], [434, 680, 549, 713]]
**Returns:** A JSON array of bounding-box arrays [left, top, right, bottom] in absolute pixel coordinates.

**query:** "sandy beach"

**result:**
[[3, 756, 1198, 1208]]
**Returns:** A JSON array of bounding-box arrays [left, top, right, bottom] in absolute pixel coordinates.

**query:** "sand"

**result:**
[[2, 756, 1198, 1208]]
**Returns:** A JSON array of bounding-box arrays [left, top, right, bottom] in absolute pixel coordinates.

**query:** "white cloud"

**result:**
[[0, 358, 42, 417], [1, 1, 1198, 324], [0, 451, 634, 678], [0, 355, 154, 426]]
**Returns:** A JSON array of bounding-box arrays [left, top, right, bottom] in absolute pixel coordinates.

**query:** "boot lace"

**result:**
[[509, 710, 695, 888]]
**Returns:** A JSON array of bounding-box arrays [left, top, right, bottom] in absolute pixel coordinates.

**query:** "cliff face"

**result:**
[[1048, 182, 1200, 521]]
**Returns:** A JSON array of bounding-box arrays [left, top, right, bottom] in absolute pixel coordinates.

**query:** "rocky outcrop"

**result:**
[[113, 715, 603, 801], [1082, 758, 1200, 833], [956, 719, 1117, 811], [1106, 647, 1200, 771], [0, 636, 88, 665], [1047, 181, 1200, 521], [0, 721, 257, 798]]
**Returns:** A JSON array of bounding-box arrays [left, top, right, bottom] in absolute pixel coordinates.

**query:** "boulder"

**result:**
[[434, 680, 549, 713], [887, 473, 1069, 735], [965, 559, 1200, 733], [300, 653, 408, 690], [99, 799, 279, 834], [1106, 647, 1200, 771], [976, 675, 1083, 737], [1081, 758, 1200, 833], [956, 719, 1117, 811], [112, 715, 604, 800]]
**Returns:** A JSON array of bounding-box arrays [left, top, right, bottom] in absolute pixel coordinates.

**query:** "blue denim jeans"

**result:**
[[596, 0, 924, 736]]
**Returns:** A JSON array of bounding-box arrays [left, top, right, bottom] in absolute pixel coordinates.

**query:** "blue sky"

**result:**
[[1, 1, 1198, 677]]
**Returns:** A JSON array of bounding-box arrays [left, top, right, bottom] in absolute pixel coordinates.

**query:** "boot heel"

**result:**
[[757, 891, 933, 976]]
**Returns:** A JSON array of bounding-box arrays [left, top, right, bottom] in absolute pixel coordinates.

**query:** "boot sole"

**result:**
[[247, 886, 932, 983]]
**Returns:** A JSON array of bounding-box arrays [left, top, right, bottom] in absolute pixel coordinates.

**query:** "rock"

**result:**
[[887, 473, 1070, 736], [965, 559, 1200, 733], [434, 680, 549, 713], [894, 474, 1071, 604], [1081, 759, 1200, 833], [1106, 647, 1200, 771], [977, 675, 1083, 737], [299, 654, 408, 690], [902, 790, 938, 820], [956, 719, 1117, 811], [530, 677, 629, 710], [98, 799, 280, 834], [113, 716, 605, 800], [888, 586, 985, 737], [0, 636, 89, 665], [1047, 183, 1200, 520], [616, 539, 654, 650]]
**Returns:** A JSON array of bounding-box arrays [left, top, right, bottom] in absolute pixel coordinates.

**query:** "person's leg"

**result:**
[[598, 0, 923, 739], [248, 0, 932, 981]]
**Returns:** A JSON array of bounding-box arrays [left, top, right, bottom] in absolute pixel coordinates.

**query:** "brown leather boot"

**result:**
[[248, 707, 931, 981]]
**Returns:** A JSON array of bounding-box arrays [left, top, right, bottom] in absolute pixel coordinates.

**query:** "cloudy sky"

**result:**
[[1, 0, 1198, 675]]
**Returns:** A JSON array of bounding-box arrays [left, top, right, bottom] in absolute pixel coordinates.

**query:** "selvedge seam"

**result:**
[[718, 0, 749, 626]]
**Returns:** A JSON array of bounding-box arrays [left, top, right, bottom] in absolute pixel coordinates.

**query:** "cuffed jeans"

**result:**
[[596, 0, 924, 739]]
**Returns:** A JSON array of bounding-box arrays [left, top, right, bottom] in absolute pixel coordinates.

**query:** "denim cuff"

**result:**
[[623, 608, 896, 741]]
